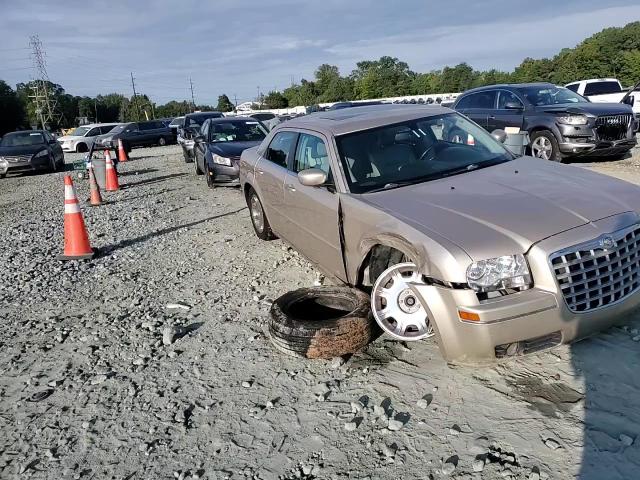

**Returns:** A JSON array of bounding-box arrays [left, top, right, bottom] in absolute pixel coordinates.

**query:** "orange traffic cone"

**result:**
[[105, 150, 119, 191], [117, 138, 129, 163], [59, 175, 95, 260], [88, 167, 103, 206]]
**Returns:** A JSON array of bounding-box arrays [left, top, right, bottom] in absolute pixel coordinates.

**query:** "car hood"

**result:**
[[0, 145, 47, 157], [357, 157, 640, 261], [209, 141, 262, 157], [57, 135, 83, 141], [538, 102, 633, 116]]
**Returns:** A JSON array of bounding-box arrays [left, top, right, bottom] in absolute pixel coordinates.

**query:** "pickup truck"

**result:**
[[566, 78, 639, 126]]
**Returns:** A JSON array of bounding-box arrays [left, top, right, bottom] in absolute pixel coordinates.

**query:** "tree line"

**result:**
[[1, 21, 639, 136]]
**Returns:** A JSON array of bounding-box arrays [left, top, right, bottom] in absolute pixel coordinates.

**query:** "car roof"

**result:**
[[4, 129, 47, 135], [278, 104, 452, 136], [460, 82, 558, 95], [207, 116, 258, 123], [185, 111, 222, 117]]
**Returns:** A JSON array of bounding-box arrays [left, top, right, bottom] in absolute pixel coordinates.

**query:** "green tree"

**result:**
[[216, 94, 235, 112], [351, 56, 415, 99], [156, 100, 192, 117], [0, 80, 26, 135], [263, 91, 288, 109]]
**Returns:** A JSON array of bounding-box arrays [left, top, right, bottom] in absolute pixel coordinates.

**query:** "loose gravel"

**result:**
[[1, 144, 640, 479]]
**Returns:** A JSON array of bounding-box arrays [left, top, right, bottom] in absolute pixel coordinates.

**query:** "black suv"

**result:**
[[95, 120, 173, 151], [453, 82, 636, 160]]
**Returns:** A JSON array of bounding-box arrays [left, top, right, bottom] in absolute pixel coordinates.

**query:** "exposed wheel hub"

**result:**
[[371, 262, 434, 341]]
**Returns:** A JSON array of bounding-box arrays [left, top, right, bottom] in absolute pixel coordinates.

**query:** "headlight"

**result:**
[[557, 114, 588, 125], [466, 254, 532, 292], [212, 154, 231, 166], [34, 150, 49, 158]]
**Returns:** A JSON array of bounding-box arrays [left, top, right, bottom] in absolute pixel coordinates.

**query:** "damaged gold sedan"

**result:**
[[240, 105, 640, 363]]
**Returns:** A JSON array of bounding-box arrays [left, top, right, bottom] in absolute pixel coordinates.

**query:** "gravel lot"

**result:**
[[2, 144, 640, 480]]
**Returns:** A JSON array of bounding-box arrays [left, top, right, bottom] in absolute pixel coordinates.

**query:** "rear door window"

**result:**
[[467, 91, 497, 109], [584, 81, 623, 96], [497, 91, 523, 109], [265, 131, 297, 168]]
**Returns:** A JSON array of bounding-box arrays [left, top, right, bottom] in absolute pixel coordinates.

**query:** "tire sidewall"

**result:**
[[531, 130, 561, 162], [249, 191, 265, 235]]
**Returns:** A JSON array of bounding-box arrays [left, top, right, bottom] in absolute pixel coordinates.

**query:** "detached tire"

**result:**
[[269, 287, 376, 359]]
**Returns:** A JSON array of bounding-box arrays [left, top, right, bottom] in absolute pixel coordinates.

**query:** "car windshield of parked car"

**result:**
[[109, 124, 128, 133], [187, 114, 221, 127], [519, 86, 588, 106], [169, 117, 184, 127], [70, 126, 91, 136], [335, 113, 513, 194], [209, 121, 267, 143], [1, 132, 46, 147]]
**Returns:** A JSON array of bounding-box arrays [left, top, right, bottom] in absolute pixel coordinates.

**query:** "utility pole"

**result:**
[[234, 93, 238, 112], [29, 35, 61, 130], [94, 98, 98, 123], [130, 72, 141, 121], [189, 77, 195, 112]]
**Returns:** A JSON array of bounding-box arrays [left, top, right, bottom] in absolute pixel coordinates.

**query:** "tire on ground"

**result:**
[[269, 286, 376, 359]]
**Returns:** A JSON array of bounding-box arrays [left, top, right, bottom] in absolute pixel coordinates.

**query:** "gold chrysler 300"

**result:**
[[239, 105, 640, 363]]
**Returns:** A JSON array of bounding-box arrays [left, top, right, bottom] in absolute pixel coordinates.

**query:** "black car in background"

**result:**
[[192, 117, 267, 188], [0, 130, 64, 178], [179, 111, 224, 162], [453, 82, 636, 161], [95, 120, 173, 151]]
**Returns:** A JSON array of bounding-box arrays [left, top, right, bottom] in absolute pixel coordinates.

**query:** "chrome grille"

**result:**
[[550, 224, 640, 313], [595, 114, 632, 141], [3, 155, 31, 164]]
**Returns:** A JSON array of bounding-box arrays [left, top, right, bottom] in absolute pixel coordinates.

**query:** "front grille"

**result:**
[[495, 332, 562, 358], [3, 155, 31, 164], [596, 114, 632, 141], [550, 224, 640, 313]]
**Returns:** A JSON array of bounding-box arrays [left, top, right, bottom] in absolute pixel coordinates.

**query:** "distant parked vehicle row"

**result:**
[[452, 82, 637, 161], [96, 120, 173, 152], [57, 123, 119, 153], [0, 130, 64, 178]]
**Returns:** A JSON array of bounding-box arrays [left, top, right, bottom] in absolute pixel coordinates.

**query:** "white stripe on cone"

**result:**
[[64, 203, 81, 214], [64, 185, 76, 200]]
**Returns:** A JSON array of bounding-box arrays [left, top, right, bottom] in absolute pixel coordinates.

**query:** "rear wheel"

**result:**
[[49, 155, 57, 173], [530, 130, 561, 161], [158, 137, 167, 146], [76, 143, 88, 153], [205, 163, 216, 189], [194, 157, 203, 175], [248, 188, 275, 240]]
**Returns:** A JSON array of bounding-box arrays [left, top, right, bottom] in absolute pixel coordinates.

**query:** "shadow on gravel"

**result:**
[[102, 207, 246, 254], [572, 313, 640, 479], [109, 187, 180, 203], [122, 172, 187, 188], [118, 168, 159, 177]]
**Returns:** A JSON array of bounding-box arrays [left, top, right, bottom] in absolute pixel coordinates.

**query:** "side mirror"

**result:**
[[623, 95, 635, 107], [298, 168, 327, 187], [504, 101, 523, 110], [491, 129, 508, 143]]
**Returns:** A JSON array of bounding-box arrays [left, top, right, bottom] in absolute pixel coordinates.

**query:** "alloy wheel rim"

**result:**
[[250, 195, 264, 232], [532, 137, 552, 160], [371, 262, 433, 341]]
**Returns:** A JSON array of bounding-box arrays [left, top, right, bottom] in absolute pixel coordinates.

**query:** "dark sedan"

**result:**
[[193, 117, 268, 188], [0, 130, 64, 178], [453, 82, 636, 161], [95, 120, 173, 152]]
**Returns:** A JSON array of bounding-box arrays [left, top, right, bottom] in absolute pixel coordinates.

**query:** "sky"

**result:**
[[1, 0, 639, 106]]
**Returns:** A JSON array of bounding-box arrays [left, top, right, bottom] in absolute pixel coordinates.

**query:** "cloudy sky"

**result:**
[[1, 0, 638, 105]]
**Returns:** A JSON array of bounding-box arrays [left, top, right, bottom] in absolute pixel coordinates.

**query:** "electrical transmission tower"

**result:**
[[29, 35, 61, 130]]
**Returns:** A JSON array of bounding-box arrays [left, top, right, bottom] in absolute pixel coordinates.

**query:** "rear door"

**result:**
[[254, 131, 297, 235], [489, 90, 525, 132], [282, 131, 344, 278]]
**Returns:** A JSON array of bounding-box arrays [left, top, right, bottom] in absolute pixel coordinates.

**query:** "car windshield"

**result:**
[[169, 117, 184, 127], [519, 86, 588, 106], [0, 131, 46, 147], [109, 124, 128, 133], [335, 112, 513, 194], [70, 126, 91, 136], [209, 121, 267, 143]]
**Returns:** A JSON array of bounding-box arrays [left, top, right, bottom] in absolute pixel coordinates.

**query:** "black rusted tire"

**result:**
[[269, 287, 375, 359]]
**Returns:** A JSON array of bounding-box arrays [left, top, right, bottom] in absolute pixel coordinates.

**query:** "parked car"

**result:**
[[193, 117, 268, 187], [240, 104, 640, 363], [566, 78, 639, 128], [169, 116, 185, 143], [453, 83, 636, 161], [56, 123, 119, 153], [179, 111, 224, 162], [0, 130, 64, 177], [250, 112, 280, 131], [95, 120, 173, 151]]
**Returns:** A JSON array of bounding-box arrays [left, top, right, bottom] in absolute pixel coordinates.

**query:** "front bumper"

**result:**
[[419, 212, 640, 363], [558, 123, 636, 157], [0, 156, 44, 175], [209, 161, 240, 183]]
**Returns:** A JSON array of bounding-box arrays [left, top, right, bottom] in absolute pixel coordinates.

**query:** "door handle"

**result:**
[[286, 183, 296, 192]]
